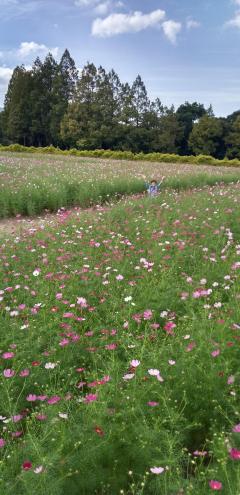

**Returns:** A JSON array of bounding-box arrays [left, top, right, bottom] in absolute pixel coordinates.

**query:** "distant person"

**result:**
[[145, 177, 165, 197]]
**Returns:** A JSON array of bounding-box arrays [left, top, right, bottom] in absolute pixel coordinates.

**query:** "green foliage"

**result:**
[[188, 115, 224, 157], [1, 144, 240, 167]]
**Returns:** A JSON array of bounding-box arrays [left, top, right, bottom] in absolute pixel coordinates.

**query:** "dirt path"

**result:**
[[0, 194, 144, 237], [1, 182, 240, 238]]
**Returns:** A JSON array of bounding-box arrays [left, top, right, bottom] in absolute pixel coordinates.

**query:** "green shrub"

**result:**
[[1, 144, 240, 167]]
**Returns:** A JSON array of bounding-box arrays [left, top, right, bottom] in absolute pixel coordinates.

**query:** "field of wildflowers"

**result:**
[[1, 153, 240, 218], [0, 178, 240, 494]]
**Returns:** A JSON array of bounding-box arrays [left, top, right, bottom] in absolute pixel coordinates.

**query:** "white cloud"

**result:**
[[226, 11, 240, 28], [186, 19, 200, 29], [0, 66, 13, 83], [162, 20, 182, 44], [75, 0, 124, 15], [18, 41, 59, 58], [0, 67, 13, 107], [94, 1, 111, 15], [75, 0, 97, 6], [92, 9, 166, 37]]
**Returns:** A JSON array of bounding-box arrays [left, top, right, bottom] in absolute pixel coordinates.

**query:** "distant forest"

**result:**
[[0, 49, 240, 159]]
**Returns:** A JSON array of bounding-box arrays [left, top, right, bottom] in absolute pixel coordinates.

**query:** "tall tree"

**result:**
[[176, 102, 206, 154], [188, 115, 224, 157], [131, 75, 150, 127], [4, 66, 33, 145]]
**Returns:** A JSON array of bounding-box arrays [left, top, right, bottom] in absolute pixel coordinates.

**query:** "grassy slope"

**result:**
[[0, 185, 240, 494]]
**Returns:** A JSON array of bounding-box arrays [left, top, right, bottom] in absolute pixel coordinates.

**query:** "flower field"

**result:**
[[1, 153, 240, 218], [0, 174, 240, 494]]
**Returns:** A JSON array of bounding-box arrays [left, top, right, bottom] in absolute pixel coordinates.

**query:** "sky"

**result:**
[[0, 0, 240, 116]]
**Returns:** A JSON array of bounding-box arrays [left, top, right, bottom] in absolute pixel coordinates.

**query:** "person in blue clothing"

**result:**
[[145, 177, 164, 197]]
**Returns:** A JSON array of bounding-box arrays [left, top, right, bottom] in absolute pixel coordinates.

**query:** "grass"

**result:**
[[0, 183, 240, 494], [0, 151, 240, 218]]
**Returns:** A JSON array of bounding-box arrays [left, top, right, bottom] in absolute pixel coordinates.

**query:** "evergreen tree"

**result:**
[[4, 66, 33, 145], [131, 75, 150, 127]]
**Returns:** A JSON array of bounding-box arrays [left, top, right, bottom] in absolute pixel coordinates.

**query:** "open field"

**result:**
[[1, 153, 240, 218], [0, 182, 240, 494]]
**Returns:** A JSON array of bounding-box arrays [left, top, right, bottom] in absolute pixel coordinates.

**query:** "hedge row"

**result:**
[[1, 144, 240, 167]]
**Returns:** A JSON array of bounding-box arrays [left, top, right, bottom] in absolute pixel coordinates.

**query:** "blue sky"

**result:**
[[0, 0, 240, 116]]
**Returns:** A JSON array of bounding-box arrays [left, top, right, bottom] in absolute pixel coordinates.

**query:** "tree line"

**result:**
[[0, 49, 240, 159]]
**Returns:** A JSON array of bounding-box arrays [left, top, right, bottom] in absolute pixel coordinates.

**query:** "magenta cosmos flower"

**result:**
[[209, 480, 222, 490], [229, 448, 240, 460]]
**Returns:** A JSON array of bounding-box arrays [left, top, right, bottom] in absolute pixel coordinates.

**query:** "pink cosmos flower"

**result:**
[[36, 414, 47, 421], [148, 369, 160, 376], [164, 321, 176, 335], [84, 393, 98, 403], [150, 467, 165, 474], [130, 360, 140, 368], [227, 375, 235, 385], [26, 394, 37, 402], [63, 312, 75, 318], [47, 396, 61, 405], [105, 344, 117, 350], [59, 338, 69, 347], [143, 309, 153, 320], [12, 431, 22, 438], [209, 480, 222, 490], [123, 373, 135, 381], [3, 369, 15, 378], [232, 424, 240, 433], [19, 369, 30, 377], [116, 275, 124, 281], [147, 402, 159, 407], [2, 352, 14, 359], [211, 350, 220, 358], [0, 439, 5, 448], [77, 297, 87, 308], [229, 448, 240, 460], [12, 415, 23, 423]]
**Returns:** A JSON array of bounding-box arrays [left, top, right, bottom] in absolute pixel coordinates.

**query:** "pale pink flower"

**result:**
[[123, 373, 135, 380], [34, 465, 43, 474], [147, 401, 159, 407], [227, 375, 235, 385], [150, 467, 164, 474], [168, 360, 176, 365], [130, 360, 140, 368], [116, 275, 124, 281], [3, 369, 15, 378], [26, 394, 37, 402], [143, 309, 153, 320], [77, 297, 87, 308], [211, 349, 220, 357], [0, 439, 5, 448], [148, 369, 160, 376]]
